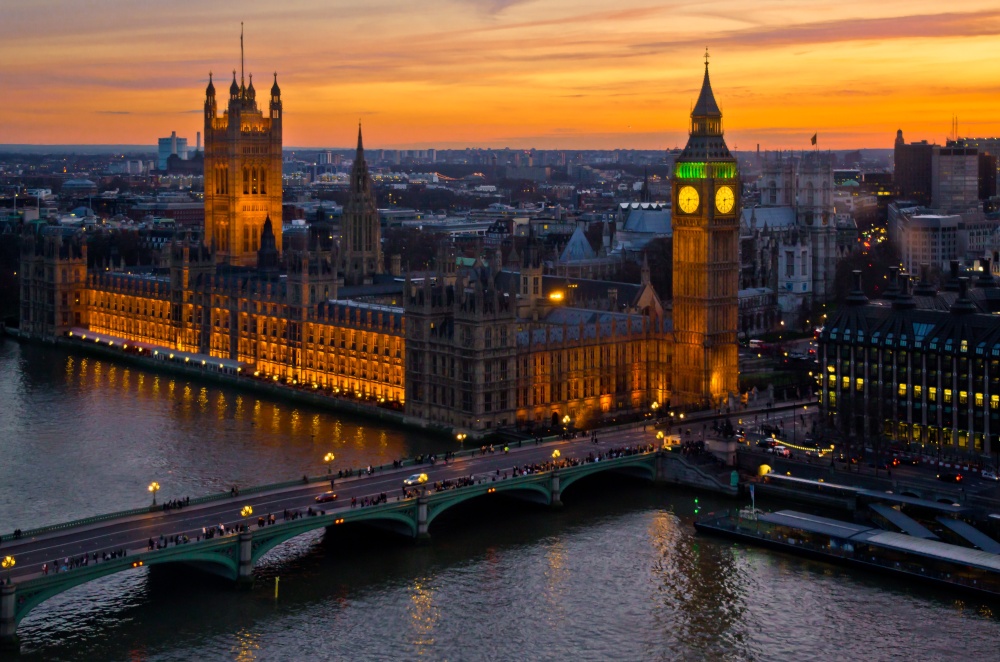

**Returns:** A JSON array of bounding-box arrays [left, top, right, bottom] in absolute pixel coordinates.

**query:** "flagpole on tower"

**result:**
[[240, 22, 244, 87]]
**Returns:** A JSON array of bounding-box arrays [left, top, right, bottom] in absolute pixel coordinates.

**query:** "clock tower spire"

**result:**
[[671, 55, 740, 409]]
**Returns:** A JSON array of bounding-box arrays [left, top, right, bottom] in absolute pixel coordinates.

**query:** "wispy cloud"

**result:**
[[2, 1, 999, 148]]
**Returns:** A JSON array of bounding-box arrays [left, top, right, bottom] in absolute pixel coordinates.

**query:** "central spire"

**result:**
[[357, 121, 364, 154], [679, 53, 731, 159], [692, 51, 721, 121]]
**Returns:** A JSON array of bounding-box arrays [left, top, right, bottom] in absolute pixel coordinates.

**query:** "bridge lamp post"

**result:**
[[324, 452, 336, 474], [148, 482, 160, 506], [651, 401, 660, 420], [562, 415, 571, 438], [656, 430, 665, 448], [1, 556, 13, 584], [551, 449, 561, 464], [241, 505, 253, 531], [456, 432, 467, 443]]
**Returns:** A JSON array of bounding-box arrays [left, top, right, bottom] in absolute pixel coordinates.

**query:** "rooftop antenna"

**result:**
[[240, 22, 244, 87]]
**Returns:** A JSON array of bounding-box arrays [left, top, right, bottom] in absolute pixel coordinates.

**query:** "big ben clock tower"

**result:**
[[671, 52, 740, 408]]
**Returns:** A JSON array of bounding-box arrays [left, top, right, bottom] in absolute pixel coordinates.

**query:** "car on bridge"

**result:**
[[315, 491, 338, 503], [403, 473, 429, 487], [937, 472, 963, 484], [981, 469, 998, 481]]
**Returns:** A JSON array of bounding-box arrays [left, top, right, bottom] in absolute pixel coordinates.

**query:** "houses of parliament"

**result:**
[[19, 57, 741, 433]]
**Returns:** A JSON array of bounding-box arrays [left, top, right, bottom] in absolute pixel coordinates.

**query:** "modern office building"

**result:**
[[157, 131, 190, 171], [820, 266, 1000, 458]]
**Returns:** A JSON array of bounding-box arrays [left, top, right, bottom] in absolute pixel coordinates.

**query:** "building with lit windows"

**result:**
[[820, 267, 1000, 458], [18, 58, 741, 433]]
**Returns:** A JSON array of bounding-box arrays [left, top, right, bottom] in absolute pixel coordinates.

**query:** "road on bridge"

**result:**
[[0, 426, 659, 582]]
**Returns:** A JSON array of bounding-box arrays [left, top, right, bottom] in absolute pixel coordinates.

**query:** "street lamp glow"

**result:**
[[562, 415, 571, 425], [324, 452, 335, 474], [148, 481, 160, 505], [241, 505, 253, 518], [552, 449, 561, 460], [456, 432, 467, 443], [1, 555, 13, 584]]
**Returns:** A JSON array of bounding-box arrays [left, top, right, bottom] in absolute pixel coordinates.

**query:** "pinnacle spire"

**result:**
[[357, 122, 364, 153], [692, 55, 721, 119]]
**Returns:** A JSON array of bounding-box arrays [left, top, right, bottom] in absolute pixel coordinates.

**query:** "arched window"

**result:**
[[251, 168, 259, 195], [243, 168, 249, 194], [261, 169, 267, 195]]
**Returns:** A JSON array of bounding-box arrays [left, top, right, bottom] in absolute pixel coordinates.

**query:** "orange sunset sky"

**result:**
[[2, 0, 999, 150]]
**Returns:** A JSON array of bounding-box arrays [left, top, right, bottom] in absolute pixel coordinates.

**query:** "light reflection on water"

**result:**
[[4, 339, 1000, 661]]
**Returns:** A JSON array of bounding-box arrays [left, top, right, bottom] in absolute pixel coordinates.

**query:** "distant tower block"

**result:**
[[203, 58, 284, 266], [671, 52, 740, 408]]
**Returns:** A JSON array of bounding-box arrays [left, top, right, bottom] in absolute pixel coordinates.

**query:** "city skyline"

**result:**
[[3, 1, 1000, 150]]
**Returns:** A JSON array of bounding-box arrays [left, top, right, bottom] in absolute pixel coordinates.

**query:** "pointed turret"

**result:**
[[680, 50, 731, 160], [692, 60, 722, 120], [257, 216, 279, 276], [341, 122, 383, 285], [206, 72, 215, 97], [270, 72, 280, 97], [229, 71, 239, 98]]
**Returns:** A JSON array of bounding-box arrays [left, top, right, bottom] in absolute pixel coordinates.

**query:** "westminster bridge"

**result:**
[[0, 427, 737, 651]]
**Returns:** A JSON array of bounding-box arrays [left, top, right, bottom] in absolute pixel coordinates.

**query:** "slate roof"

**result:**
[[559, 225, 597, 262], [623, 209, 671, 235]]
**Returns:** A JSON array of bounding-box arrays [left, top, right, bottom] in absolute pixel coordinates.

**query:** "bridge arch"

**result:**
[[558, 457, 656, 495], [249, 509, 418, 564], [13, 546, 238, 626], [424, 482, 553, 530]]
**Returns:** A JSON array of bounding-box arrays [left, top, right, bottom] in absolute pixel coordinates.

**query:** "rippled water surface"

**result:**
[[2, 339, 999, 661]]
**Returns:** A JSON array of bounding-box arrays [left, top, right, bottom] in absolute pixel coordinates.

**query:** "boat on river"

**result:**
[[695, 508, 1000, 598]]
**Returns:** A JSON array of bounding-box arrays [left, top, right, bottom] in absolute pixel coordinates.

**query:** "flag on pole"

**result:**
[[810, 133, 818, 146]]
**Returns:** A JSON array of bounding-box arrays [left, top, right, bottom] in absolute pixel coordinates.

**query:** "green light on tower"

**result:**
[[674, 162, 737, 180]]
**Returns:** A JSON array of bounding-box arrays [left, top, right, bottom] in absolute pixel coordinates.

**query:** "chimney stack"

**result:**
[[913, 263, 937, 297], [951, 277, 976, 315], [846, 269, 869, 306]]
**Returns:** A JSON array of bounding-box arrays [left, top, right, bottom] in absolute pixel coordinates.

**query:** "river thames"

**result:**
[[2, 338, 998, 661]]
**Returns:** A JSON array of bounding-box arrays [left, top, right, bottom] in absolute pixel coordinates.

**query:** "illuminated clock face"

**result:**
[[678, 186, 700, 213], [715, 186, 735, 214]]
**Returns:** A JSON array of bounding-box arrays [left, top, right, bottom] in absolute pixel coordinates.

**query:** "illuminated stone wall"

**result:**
[[203, 72, 284, 266]]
